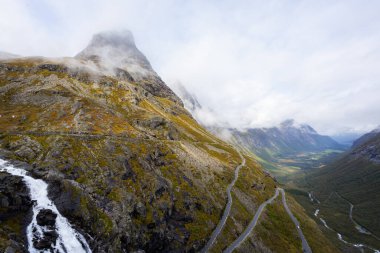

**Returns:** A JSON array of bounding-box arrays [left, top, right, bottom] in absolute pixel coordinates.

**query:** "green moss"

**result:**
[[37, 69, 53, 77], [108, 188, 122, 202], [79, 195, 113, 235], [98, 210, 114, 234]]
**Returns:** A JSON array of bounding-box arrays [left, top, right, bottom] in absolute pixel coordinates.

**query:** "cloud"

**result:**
[[1, 0, 380, 135]]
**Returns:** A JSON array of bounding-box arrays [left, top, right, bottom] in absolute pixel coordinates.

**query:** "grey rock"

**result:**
[[15, 146, 36, 160], [134, 202, 146, 217], [8, 137, 42, 161], [4, 246, 16, 253], [36, 209, 57, 226], [121, 159, 135, 181]]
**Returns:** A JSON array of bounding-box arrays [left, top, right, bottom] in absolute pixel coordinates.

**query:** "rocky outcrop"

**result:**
[[33, 209, 59, 250], [0, 172, 32, 216], [36, 209, 57, 227], [7, 137, 42, 161], [75, 30, 182, 104], [0, 171, 32, 252], [351, 129, 380, 164]]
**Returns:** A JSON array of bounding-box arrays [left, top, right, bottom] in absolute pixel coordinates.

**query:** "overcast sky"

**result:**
[[1, 0, 380, 135]]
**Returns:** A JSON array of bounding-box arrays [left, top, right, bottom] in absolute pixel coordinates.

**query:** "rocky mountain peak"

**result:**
[[280, 119, 296, 128], [171, 82, 201, 111], [279, 119, 317, 134], [372, 125, 380, 133], [76, 30, 154, 78], [88, 30, 136, 49]]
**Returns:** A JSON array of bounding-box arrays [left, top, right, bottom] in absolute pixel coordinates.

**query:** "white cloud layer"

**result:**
[[1, 0, 380, 135]]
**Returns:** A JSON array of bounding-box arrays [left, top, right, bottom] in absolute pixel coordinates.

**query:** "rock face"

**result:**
[[76, 30, 153, 76], [0, 172, 32, 213], [36, 209, 57, 227], [32, 209, 59, 250], [349, 129, 380, 164], [33, 229, 58, 250], [170, 82, 202, 113], [0, 171, 32, 252], [76, 30, 182, 103], [8, 137, 42, 160]]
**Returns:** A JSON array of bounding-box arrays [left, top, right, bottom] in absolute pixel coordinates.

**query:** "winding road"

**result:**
[[201, 152, 246, 253], [223, 188, 312, 253], [223, 188, 280, 253], [280, 188, 312, 253]]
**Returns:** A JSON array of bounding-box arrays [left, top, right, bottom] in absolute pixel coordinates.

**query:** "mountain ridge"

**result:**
[[0, 30, 337, 253]]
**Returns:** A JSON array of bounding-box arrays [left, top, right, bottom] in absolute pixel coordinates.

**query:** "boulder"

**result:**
[[121, 159, 135, 180], [33, 230, 58, 250], [15, 146, 36, 160], [0, 172, 31, 252], [134, 202, 146, 217], [8, 137, 42, 161], [36, 209, 57, 227]]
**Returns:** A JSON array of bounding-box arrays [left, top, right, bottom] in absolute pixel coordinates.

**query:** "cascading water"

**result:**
[[0, 158, 92, 253]]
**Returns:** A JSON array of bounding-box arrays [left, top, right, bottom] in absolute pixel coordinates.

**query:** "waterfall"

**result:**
[[0, 159, 92, 253]]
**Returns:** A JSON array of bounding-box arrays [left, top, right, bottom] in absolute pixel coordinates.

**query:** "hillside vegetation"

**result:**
[[0, 31, 337, 252]]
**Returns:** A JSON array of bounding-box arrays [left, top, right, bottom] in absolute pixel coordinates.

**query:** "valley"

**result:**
[[283, 131, 380, 252], [174, 80, 380, 253]]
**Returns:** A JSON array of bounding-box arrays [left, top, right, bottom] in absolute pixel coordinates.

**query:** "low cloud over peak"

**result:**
[[1, 1, 380, 135]]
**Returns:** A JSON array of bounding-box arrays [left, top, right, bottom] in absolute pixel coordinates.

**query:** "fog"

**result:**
[[1, 0, 380, 135]]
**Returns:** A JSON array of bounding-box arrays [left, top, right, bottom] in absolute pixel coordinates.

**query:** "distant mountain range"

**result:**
[[230, 119, 346, 159], [173, 83, 346, 166]]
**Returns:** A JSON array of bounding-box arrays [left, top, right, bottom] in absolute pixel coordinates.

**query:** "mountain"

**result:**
[[331, 132, 363, 146], [174, 84, 346, 180], [170, 82, 202, 113], [170, 81, 224, 127], [173, 84, 345, 155], [218, 120, 347, 180], [0, 30, 337, 252], [303, 128, 380, 249], [0, 51, 18, 60], [232, 119, 346, 158], [352, 126, 380, 149]]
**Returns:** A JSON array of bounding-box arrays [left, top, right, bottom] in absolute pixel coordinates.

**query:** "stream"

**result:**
[[309, 191, 379, 253]]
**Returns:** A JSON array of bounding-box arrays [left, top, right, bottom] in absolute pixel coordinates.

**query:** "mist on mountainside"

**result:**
[[1, 1, 380, 253]]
